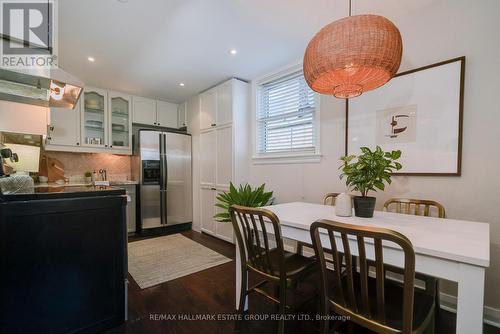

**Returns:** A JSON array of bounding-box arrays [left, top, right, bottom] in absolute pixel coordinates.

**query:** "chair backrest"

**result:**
[[384, 198, 445, 218], [229, 205, 285, 280], [310, 219, 416, 334], [323, 193, 340, 206]]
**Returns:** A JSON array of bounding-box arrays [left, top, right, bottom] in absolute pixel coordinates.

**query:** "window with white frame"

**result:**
[[256, 69, 318, 158]]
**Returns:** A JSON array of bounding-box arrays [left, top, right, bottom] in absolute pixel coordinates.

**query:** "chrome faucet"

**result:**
[[98, 169, 107, 181]]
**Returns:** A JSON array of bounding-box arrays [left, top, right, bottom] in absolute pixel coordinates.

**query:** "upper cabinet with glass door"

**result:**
[[81, 87, 108, 148], [108, 92, 132, 152]]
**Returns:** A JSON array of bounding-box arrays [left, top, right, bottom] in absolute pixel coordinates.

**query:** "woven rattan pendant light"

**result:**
[[303, 0, 402, 98]]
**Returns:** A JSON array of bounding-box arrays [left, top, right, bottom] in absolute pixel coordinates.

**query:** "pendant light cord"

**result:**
[[349, 0, 352, 16]]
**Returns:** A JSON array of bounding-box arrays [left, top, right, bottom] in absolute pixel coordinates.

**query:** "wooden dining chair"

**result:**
[[229, 205, 317, 334], [384, 198, 445, 317], [296, 192, 340, 256], [383, 198, 446, 218], [310, 219, 435, 334]]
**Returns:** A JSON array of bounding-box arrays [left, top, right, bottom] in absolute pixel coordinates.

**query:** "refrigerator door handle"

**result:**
[[159, 133, 167, 225], [164, 142, 168, 192], [162, 133, 168, 225], [161, 133, 167, 190]]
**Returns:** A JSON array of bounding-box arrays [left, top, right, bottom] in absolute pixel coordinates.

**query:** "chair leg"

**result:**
[[318, 296, 329, 334], [274, 284, 280, 313], [425, 311, 436, 334], [277, 285, 286, 334], [297, 241, 303, 255], [238, 268, 248, 314]]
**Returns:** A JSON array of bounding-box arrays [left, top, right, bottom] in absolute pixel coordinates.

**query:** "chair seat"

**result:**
[[330, 271, 435, 332], [248, 248, 316, 279]]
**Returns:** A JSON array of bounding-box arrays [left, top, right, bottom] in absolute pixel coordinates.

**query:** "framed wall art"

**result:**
[[345, 56, 465, 176]]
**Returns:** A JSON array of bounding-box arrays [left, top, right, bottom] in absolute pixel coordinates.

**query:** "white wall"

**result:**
[[247, 0, 500, 316]]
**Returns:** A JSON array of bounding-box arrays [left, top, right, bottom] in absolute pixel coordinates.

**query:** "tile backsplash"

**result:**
[[41, 151, 132, 182]]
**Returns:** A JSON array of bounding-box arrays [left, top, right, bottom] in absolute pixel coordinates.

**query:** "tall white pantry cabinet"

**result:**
[[198, 78, 249, 243]]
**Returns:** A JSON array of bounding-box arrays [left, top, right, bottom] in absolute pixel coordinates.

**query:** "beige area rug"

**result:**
[[128, 234, 232, 289]]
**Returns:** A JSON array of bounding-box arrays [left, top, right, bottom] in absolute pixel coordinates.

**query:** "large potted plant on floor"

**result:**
[[340, 146, 402, 218], [214, 182, 274, 222]]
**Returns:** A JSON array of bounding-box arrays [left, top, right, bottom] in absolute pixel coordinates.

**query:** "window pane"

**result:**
[[257, 71, 316, 154]]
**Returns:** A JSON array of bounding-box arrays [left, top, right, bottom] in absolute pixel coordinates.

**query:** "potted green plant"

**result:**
[[84, 171, 93, 184], [340, 146, 402, 218], [214, 182, 274, 222]]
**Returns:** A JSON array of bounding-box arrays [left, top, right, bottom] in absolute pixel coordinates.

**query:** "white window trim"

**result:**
[[251, 62, 321, 165]]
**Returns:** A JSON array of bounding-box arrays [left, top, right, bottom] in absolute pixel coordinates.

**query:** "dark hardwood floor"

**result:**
[[107, 231, 499, 334]]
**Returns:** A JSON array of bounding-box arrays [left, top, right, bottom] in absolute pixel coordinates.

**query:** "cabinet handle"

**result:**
[[110, 145, 113, 148], [154, 122, 157, 125], [105, 144, 108, 147], [76, 142, 80, 146], [211, 123, 216, 127], [211, 187, 216, 191], [158, 123, 161, 126], [49, 125, 54, 131]]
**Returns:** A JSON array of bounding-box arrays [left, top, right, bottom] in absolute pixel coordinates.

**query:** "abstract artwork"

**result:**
[[346, 57, 465, 176]]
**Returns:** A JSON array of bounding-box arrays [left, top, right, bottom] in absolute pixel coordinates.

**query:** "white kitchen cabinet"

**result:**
[[215, 124, 232, 189], [45, 85, 183, 155], [177, 102, 187, 128], [81, 87, 108, 149], [108, 91, 132, 152], [200, 130, 216, 186], [200, 187, 216, 237], [199, 79, 249, 243], [199, 90, 216, 130], [199, 81, 235, 130], [214, 188, 233, 242], [46, 88, 132, 155], [132, 96, 156, 126], [216, 81, 233, 126], [156, 101, 178, 128], [133, 97, 179, 128], [47, 101, 81, 147]]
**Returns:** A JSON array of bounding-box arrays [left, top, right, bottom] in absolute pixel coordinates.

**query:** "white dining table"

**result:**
[[234, 202, 490, 334]]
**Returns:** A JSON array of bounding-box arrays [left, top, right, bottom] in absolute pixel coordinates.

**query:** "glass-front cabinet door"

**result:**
[[81, 88, 108, 148], [108, 92, 132, 151]]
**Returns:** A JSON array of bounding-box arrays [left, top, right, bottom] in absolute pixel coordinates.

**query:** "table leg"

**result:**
[[235, 241, 248, 311], [456, 263, 485, 334]]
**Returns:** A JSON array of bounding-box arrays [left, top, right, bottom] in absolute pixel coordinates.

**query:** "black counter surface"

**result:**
[[0, 185, 125, 201]]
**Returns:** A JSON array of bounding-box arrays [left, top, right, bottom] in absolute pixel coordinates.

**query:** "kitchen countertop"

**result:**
[[0, 185, 126, 201], [34, 180, 139, 188]]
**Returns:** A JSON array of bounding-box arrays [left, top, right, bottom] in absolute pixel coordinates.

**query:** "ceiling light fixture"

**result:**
[[303, 0, 403, 99], [87, 57, 95, 62], [179, 83, 185, 87], [229, 49, 237, 55]]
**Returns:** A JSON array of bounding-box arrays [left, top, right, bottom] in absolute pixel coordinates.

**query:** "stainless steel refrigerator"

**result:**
[[137, 130, 192, 230]]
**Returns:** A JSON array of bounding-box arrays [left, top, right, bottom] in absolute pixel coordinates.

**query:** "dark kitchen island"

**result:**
[[0, 186, 128, 334]]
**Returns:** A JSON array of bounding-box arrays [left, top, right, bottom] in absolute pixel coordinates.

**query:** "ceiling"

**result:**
[[58, 0, 433, 103]]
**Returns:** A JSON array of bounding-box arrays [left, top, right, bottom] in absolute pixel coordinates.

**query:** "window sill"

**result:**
[[252, 153, 322, 165]]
